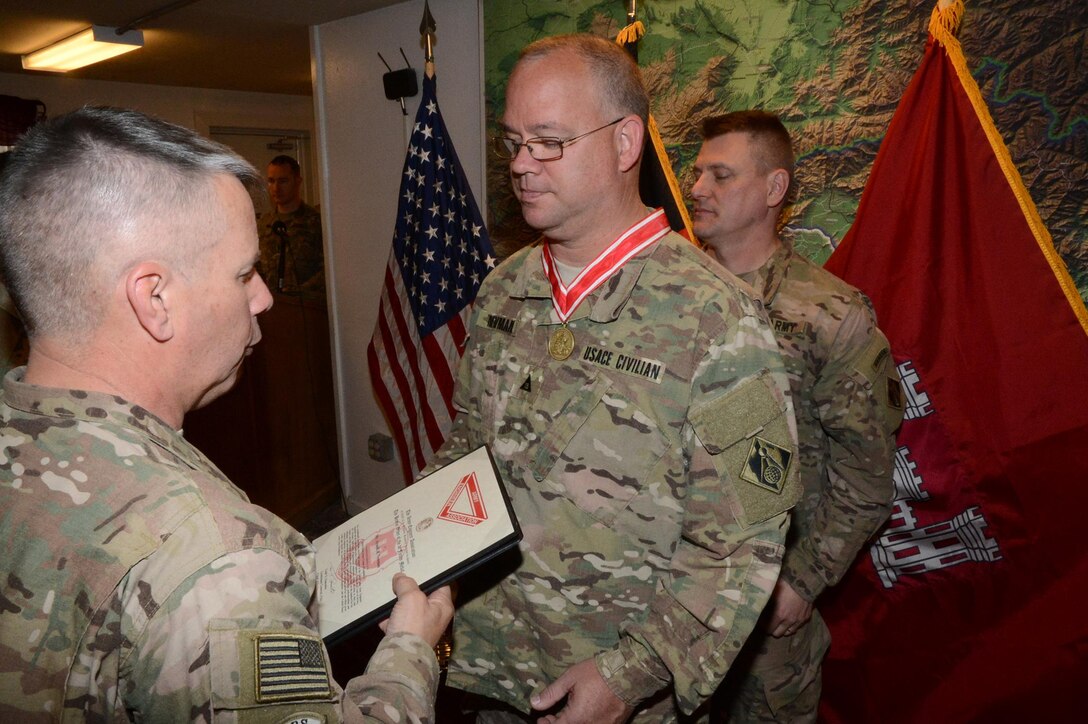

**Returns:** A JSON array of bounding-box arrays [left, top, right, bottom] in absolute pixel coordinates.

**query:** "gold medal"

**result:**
[[548, 326, 575, 360]]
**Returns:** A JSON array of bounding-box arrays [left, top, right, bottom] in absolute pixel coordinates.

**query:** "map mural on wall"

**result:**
[[481, 0, 1087, 303]]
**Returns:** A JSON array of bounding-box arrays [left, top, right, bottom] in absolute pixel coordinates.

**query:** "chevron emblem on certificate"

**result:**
[[313, 446, 520, 645]]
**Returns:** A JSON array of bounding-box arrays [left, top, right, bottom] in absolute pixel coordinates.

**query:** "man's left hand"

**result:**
[[766, 578, 814, 638], [530, 658, 633, 724]]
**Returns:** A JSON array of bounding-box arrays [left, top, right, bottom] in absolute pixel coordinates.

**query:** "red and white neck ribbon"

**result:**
[[541, 208, 670, 323]]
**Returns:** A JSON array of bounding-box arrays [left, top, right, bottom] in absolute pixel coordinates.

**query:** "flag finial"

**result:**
[[420, 0, 436, 68]]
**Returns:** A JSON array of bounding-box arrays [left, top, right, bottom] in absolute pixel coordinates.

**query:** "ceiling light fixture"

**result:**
[[21, 25, 144, 73]]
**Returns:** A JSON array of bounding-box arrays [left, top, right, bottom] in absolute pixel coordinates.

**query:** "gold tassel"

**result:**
[[616, 20, 646, 46], [928, 0, 964, 39]]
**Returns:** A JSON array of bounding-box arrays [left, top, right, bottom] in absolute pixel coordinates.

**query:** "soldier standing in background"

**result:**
[[0, 106, 451, 720], [690, 110, 903, 723], [429, 35, 800, 723], [259, 154, 325, 296]]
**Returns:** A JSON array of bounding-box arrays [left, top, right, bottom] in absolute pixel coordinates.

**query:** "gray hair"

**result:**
[[0, 106, 259, 339], [517, 34, 649, 124]]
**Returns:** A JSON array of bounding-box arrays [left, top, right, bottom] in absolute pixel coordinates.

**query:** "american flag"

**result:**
[[368, 71, 496, 485], [255, 634, 331, 701]]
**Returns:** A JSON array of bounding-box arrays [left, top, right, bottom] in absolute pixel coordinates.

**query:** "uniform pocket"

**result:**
[[526, 373, 669, 527]]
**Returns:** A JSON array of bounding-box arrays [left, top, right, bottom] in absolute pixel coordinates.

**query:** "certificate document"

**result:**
[[313, 445, 520, 645]]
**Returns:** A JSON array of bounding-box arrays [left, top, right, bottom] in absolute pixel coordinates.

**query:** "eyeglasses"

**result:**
[[492, 117, 624, 162]]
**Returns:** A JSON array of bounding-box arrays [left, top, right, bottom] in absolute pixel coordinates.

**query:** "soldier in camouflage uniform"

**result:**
[[259, 155, 326, 296], [427, 36, 801, 723], [690, 111, 903, 722], [0, 106, 452, 721]]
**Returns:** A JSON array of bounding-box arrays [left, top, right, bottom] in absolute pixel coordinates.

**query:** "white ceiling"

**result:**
[[0, 0, 406, 96]]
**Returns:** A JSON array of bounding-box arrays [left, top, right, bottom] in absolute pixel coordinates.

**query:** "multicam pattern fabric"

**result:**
[[716, 611, 831, 724], [739, 243, 901, 602], [429, 221, 801, 719], [721, 242, 901, 721], [258, 201, 325, 296], [0, 369, 439, 722]]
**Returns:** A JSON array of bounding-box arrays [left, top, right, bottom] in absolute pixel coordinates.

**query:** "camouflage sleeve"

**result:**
[[342, 632, 442, 723], [121, 543, 438, 722], [781, 302, 903, 601], [597, 304, 799, 715]]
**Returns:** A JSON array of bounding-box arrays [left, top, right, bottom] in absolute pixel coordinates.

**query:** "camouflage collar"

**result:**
[[1, 366, 213, 474], [740, 240, 793, 307]]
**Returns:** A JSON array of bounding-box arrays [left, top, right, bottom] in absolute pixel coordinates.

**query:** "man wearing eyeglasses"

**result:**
[[427, 34, 800, 723]]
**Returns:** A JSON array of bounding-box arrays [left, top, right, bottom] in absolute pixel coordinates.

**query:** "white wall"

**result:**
[[312, 0, 485, 511], [0, 72, 314, 141]]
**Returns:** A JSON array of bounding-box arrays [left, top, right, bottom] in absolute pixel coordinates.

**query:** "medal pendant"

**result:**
[[548, 327, 575, 361]]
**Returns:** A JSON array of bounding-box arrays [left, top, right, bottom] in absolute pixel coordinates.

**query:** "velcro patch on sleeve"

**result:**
[[690, 370, 801, 527], [209, 621, 338, 721], [253, 634, 332, 702], [854, 330, 892, 386], [854, 329, 906, 431]]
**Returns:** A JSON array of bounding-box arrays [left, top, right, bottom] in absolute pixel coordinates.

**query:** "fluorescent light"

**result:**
[[22, 25, 144, 73]]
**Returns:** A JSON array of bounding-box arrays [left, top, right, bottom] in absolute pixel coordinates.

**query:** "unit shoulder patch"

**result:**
[[739, 437, 793, 493], [689, 371, 801, 527]]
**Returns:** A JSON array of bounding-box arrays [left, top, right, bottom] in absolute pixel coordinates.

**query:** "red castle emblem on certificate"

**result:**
[[337, 526, 398, 586], [438, 471, 489, 527]]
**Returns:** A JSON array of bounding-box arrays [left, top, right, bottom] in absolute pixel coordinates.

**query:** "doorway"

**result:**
[[185, 126, 341, 528], [209, 127, 318, 214]]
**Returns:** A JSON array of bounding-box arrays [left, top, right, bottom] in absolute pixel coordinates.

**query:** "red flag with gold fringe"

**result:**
[[820, 1, 1088, 720]]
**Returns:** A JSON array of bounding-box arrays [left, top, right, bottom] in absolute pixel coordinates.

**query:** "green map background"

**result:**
[[481, 0, 1088, 304]]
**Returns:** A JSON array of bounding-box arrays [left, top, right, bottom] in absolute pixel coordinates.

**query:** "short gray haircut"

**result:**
[[516, 34, 650, 124], [0, 106, 259, 339]]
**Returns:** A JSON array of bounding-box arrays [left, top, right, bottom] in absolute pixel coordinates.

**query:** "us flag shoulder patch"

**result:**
[[254, 634, 332, 702]]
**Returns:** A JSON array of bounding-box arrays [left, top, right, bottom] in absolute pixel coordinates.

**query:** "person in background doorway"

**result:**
[[259, 154, 325, 296]]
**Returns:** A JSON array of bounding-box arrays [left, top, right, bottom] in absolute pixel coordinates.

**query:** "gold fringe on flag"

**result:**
[[616, 20, 645, 46], [928, 0, 1088, 332]]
